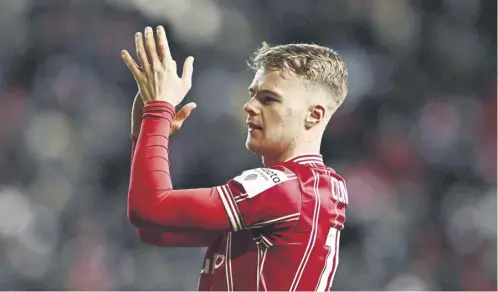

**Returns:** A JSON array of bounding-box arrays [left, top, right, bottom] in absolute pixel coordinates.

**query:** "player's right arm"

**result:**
[[137, 228, 218, 247], [129, 211, 219, 247], [129, 95, 219, 247]]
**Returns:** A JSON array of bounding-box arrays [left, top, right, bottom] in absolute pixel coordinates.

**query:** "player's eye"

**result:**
[[260, 96, 277, 104]]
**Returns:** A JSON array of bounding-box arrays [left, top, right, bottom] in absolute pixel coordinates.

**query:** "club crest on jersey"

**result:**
[[234, 168, 289, 198]]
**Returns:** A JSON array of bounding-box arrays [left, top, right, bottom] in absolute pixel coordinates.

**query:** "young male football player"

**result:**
[[123, 25, 349, 291]]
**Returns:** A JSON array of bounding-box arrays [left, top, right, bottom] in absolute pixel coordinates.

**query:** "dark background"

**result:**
[[0, 0, 495, 290]]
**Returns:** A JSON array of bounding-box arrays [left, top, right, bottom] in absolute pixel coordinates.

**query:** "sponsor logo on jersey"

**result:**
[[234, 168, 290, 198], [244, 173, 258, 181], [260, 168, 282, 183]]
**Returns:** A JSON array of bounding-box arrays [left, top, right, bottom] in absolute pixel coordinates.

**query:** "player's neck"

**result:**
[[262, 138, 322, 167]]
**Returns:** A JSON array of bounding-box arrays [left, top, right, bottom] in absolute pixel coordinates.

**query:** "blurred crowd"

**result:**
[[0, 0, 495, 290]]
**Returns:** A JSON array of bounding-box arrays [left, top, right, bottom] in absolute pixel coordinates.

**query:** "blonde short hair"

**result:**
[[249, 42, 348, 109]]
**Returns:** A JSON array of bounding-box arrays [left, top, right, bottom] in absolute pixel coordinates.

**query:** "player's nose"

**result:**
[[243, 98, 259, 116]]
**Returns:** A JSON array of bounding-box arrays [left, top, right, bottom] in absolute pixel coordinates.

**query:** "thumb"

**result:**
[[175, 102, 197, 121], [170, 102, 197, 137]]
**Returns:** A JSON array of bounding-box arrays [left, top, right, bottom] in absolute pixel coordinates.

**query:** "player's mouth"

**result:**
[[247, 121, 263, 131]]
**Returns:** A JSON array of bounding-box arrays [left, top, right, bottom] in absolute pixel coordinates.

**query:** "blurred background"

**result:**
[[0, 0, 495, 290]]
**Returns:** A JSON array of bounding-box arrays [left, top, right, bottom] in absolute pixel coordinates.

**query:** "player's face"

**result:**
[[244, 69, 310, 156]]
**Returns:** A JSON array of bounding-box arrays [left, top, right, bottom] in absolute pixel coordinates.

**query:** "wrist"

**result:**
[[143, 101, 176, 120], [144, 101, 175, 112], [144, 100, 176, 108]]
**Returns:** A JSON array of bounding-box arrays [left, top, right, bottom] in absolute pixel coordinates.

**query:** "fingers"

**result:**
[[144, 27, 161, 70], [127, 26, 194, 106], [156, 26, 173, 66], [171, 60, 177, 76], [138, 26, 173, 75], [135, 32, 152, 76], [121, 50, 142, 79], [181, 56, 195, 88]]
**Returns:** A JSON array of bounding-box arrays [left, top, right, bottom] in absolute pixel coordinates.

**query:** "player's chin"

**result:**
[[245, 136, 264, 154]]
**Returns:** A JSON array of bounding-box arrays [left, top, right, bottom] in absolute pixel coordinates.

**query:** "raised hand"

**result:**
[[122, 26, 194, 107]]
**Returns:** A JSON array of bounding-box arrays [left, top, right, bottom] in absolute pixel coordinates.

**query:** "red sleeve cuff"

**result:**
[[143, 101, 176, 118], [130, 101, 175, 140]]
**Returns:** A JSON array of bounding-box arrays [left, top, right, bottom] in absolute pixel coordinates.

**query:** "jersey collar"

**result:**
[[286, 153, 324, 166]]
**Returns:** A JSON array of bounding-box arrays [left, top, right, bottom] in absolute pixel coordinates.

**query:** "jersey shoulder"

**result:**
[[231, 164, 299, 199], [325, 166, 347, 183]]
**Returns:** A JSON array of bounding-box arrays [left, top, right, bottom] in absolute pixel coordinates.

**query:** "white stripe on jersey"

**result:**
[[260, 246, 269, 291], [225, 232, 234, 291], [315, 229, 340, 291], [329, 231, 341, 288], [233, 193, 248, 201], [225, 186, 246, 229], [260, 235, 273, 248], [292, 157, 324, 163], [217, 186, 238, 231], [253, 234, 273, 249], [249, 213, 300, 228], [256, 244, 261, 291], [289, 169, 321, 291], [217, 185, 244, 231]]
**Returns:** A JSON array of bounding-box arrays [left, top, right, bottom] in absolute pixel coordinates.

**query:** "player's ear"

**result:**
[[304, 104, 325, 129]]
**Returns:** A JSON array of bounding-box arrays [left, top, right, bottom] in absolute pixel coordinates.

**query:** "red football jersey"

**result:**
[[198, 155, 348, 291], [128, 102, 348, 291]]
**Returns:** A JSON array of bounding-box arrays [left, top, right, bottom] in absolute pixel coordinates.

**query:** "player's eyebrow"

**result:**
[[248, 88, 282, 98]]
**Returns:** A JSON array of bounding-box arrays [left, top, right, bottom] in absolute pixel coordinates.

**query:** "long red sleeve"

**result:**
[[137, 227, 219, 247], [129, 211, 219, 247], [128, 101, 230, 231], [129, 138, 219, 246]]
